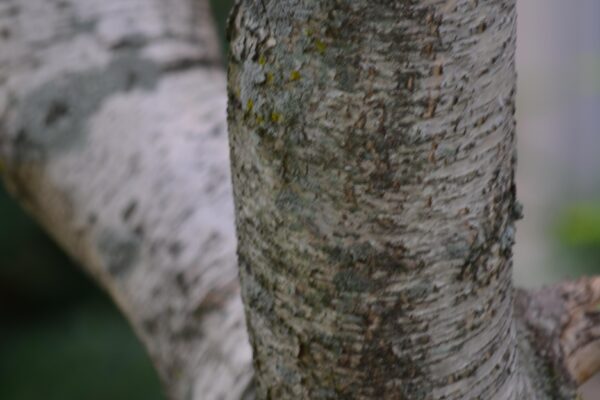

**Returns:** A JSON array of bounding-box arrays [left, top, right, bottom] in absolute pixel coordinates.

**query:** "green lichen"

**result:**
[[333, 270, 371, 293]]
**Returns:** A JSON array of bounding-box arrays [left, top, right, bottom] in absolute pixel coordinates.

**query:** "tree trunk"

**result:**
[[2, 0, 600, 399], [227, 0, 528, 398]]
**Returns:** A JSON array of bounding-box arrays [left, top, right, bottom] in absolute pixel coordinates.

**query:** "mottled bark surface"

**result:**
[[228, 0, 530, 398], [516, 276, 600, 396], [1, 0, 599, 399], [0, 1, 252, 399]]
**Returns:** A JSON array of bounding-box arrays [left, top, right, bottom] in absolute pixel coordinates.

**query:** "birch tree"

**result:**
[[1, 0, 599, 399]]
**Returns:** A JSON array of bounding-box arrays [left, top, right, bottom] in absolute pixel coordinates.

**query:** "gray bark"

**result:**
[[227, 0, 529, 398], [1, 0, 598, 399]]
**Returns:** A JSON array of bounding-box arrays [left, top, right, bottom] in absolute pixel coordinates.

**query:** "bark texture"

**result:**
[[0, 1, 597, 399], [0, 1, 252, 399], [516, 276, 600, 391], [227, 0, 531, 398]]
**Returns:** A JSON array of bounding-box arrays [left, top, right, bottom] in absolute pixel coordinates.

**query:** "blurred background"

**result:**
[[0, 1, 598, 399]]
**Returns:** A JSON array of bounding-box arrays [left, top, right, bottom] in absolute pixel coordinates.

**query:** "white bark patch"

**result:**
[[0, 1, 252, 399]]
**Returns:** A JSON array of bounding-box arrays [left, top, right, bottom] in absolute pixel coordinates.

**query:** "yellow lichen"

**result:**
[[271, 112, 282, 123], [266, 72, 275, 85], [315, 39, 327, 54], [246, 99, 254, 112], [258, 55, 267, 66], [290, 70, 301, 81]]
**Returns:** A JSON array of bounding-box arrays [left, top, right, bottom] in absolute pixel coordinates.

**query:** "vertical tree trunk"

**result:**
[[228, 0, 530, 398]]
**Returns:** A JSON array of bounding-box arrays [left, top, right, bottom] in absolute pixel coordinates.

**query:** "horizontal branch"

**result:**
[[515, 276, 600, 397]]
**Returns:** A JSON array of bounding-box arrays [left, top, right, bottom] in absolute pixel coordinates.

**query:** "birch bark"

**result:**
[[1, 0, 597, 399], [0, 1, 252, 399], [227, 0, 532, 398]]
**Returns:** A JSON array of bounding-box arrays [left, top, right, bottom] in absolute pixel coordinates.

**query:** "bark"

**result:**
[[0, 1, 252, 399], [515, 277, 600, 390], [227, 0, 537, 398], [1, 0, 599, 399]]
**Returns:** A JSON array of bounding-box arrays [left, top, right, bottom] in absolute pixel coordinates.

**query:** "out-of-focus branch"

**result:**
[[516, 276, 600, 391], [0, 1, 252, 399]]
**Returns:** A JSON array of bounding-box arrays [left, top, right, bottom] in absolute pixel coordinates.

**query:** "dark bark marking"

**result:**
[[97, 231, 140, 277]]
